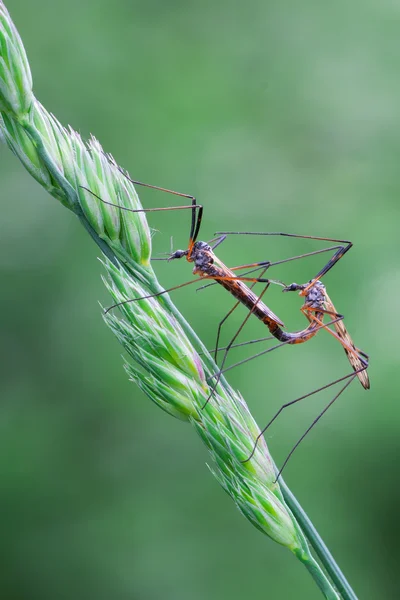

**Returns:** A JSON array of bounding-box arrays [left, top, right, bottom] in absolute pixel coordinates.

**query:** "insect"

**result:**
[[284, 281, 370, 390], [210, 230, 370, 391], [166, 239, 356, 405], [81, 159, 357, 402], [81, 158, 369, 474], [212, 277, 369, 478], [81, 157, 285, 334], [84, 156, 354, 343]]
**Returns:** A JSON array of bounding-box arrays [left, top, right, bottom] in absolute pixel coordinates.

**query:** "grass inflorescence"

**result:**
[[0, 2, 359, 598]]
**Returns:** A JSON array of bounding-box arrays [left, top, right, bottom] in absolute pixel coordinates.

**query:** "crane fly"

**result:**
[[81, 155, 350, 348], [284, 281, 370, 390], [81, 165, 355, 407], [83, 154, 356, 352], [81, 156, 369, 476], [215, 277, 369, 478], [166, 239, 359, 406], [208, 231, 369, 475], [80, 154, 285, 333]]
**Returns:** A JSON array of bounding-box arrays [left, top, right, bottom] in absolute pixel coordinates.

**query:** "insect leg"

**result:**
[[216, 231, 353, 289], [80, 185, 203, 255], [202, 282, 271, 408], [274, 375, 357, 481], [196, 245, 347, 293], [213, 265, 271, 364], [104, 151, 207, 246], [105, 272, 280, 315], [243, 365, 364, 467], [104, 277, 208, 313]]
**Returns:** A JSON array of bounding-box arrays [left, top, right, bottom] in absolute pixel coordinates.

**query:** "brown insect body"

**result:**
[[186, 241, 324, 345], [286, 280, 370, 389], [81, 165, 370, 473]]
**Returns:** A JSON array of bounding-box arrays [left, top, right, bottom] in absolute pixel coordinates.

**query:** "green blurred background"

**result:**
[[1, 1, 399, 598]]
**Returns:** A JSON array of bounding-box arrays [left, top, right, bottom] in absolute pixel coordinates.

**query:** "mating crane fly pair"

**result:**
[[81, 156, 369, 477]]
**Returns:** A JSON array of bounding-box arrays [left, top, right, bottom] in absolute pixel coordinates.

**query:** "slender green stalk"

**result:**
[[0, 2, 358, 598], [279, 476, 358, 600]]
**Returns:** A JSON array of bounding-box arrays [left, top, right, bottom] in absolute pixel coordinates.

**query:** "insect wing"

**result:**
[[323, 291, 370, 389]]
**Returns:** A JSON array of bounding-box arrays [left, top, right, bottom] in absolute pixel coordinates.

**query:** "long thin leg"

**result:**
[[215, 231, 353, 284], [80, 186, 203, 250], [274, 375, 356, 481], [208, 303, 368, 470], [105, 277, 206, 313], [302, 307, 368, 366], [209, 315, 345, 378], [214, 265, 270, 364], [206, 308, 347, 355], [105, 151, 196, 201], [209, 314, 361, 470], [230, 246, 345, 271], [105, 273, 282, 313], [196, 263, 270, 292], [80, 185, 201, 214], [196, 245, 346, 293], [203, 283, 271, 408], [207, 250, 347, 362], [243, 367, 363, 466], [205, 285, 346, 400], [202, 246, 334, 363], [214, 300, 241, 364], [211, 305, 367, 382], [210, 234, 227, 251], [105, 152, 205, 248], [199, 334, 277, 356], [204, 279, 345, 357]]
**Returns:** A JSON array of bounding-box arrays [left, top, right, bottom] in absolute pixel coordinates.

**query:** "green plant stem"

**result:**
[[300, 554, 340, 600], [21, 117, 227, 387], [24, 117, 346, 600], [0, 0, 362, 594], [279, 475, 358, 600]]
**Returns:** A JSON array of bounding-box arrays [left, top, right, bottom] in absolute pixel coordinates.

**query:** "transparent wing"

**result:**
[[323, 291, 370, 389]]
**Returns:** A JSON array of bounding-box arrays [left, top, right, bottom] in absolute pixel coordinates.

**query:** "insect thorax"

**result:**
[[305, 281, 326, 308], [191, 241, 215, 273]]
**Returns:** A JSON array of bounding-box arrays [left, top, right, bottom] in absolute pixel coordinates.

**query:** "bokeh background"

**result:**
[[1, 1, 399, 598]]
